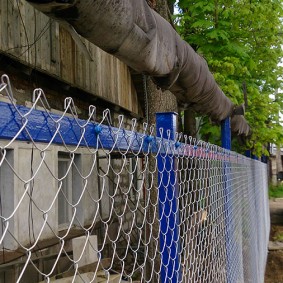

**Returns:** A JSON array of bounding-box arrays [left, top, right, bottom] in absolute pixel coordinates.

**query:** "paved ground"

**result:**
[[265, 199, 283, 283], [270, 198, 283, 225]]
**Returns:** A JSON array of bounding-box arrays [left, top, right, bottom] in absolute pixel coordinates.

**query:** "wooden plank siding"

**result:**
[[0, 0, 139, 114]]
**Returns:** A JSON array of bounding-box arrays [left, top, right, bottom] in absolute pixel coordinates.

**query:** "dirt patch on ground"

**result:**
[[265, 249, 283, 283], [270, 225, 283, 242], [265, 200, 283, 283]]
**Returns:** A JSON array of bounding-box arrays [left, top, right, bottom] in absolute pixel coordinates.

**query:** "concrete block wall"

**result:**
[[0, 142, 113, 251]]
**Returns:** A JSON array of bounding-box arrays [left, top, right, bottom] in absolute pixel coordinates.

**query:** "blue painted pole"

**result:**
[[246, 150, 262, 162], [246, 150, 260, 160], [221, 117, 231, 150], [261, 155, 267, 163], [221, 117, 232, 283], [245, 150, 251, 158], [252, 154, 259, 160], [156, 112, 180, 283]]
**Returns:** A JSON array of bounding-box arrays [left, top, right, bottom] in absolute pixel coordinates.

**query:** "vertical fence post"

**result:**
[[221, 117, 232, 283], [245, 150, 251, 158], [221, 117, 231, 150], [156, 112, 180, 283], [252, 154, 259, 160]]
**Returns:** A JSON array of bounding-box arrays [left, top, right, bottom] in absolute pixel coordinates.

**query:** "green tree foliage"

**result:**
[[176, 0, 283, 155]]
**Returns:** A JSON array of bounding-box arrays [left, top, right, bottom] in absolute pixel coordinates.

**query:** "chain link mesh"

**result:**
[[0, 75, 269, 283]]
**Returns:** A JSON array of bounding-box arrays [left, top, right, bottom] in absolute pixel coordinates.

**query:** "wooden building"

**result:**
[[0, 0, 143, 118], [0, 1, 145, 282]]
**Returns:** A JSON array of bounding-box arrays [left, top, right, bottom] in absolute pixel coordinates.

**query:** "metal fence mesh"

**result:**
[[0, 75, 269, 283]]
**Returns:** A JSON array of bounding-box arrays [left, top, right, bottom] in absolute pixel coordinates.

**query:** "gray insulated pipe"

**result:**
[[26, 0, 250, 135]]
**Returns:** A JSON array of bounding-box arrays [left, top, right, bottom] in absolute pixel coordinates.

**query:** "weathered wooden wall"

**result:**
[[0, 0, 139, 114]]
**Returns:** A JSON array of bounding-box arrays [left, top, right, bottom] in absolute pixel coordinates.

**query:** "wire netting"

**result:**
[[0, 75, 269, 283]]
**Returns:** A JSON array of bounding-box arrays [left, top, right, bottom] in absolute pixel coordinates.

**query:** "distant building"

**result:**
[[269, 144, 283, 184]]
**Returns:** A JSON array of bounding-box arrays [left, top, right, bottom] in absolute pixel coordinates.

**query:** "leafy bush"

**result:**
[[269, 184, 283, 199]]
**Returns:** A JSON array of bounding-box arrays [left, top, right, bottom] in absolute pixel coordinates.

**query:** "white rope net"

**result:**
[[0, 75, 269, 283]]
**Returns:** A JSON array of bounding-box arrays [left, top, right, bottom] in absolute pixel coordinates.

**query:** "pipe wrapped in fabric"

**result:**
[[26, 0, 250, 135]]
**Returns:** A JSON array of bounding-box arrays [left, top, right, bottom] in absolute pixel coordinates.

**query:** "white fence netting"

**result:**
[[0, 75, 269, 283]]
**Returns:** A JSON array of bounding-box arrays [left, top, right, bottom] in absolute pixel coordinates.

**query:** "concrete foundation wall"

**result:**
[[0, 141, 113, 251]]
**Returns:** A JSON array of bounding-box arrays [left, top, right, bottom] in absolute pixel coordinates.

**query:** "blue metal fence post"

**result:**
[[261, 155, 267, 163], [252, 154, 259, 160], [246, 150, 260, 160], [245, 150, 251, 158], [221, 117, 231, 150], [221, 117, 232, 283], [156, 112, 180, 283]]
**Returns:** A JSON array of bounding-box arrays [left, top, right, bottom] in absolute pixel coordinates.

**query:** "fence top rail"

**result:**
[[0, 74, 254, 164], [0, 99, 251, 164]]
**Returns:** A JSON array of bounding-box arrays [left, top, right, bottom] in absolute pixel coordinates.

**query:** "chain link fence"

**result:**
[[0, 75, 269, 282]]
